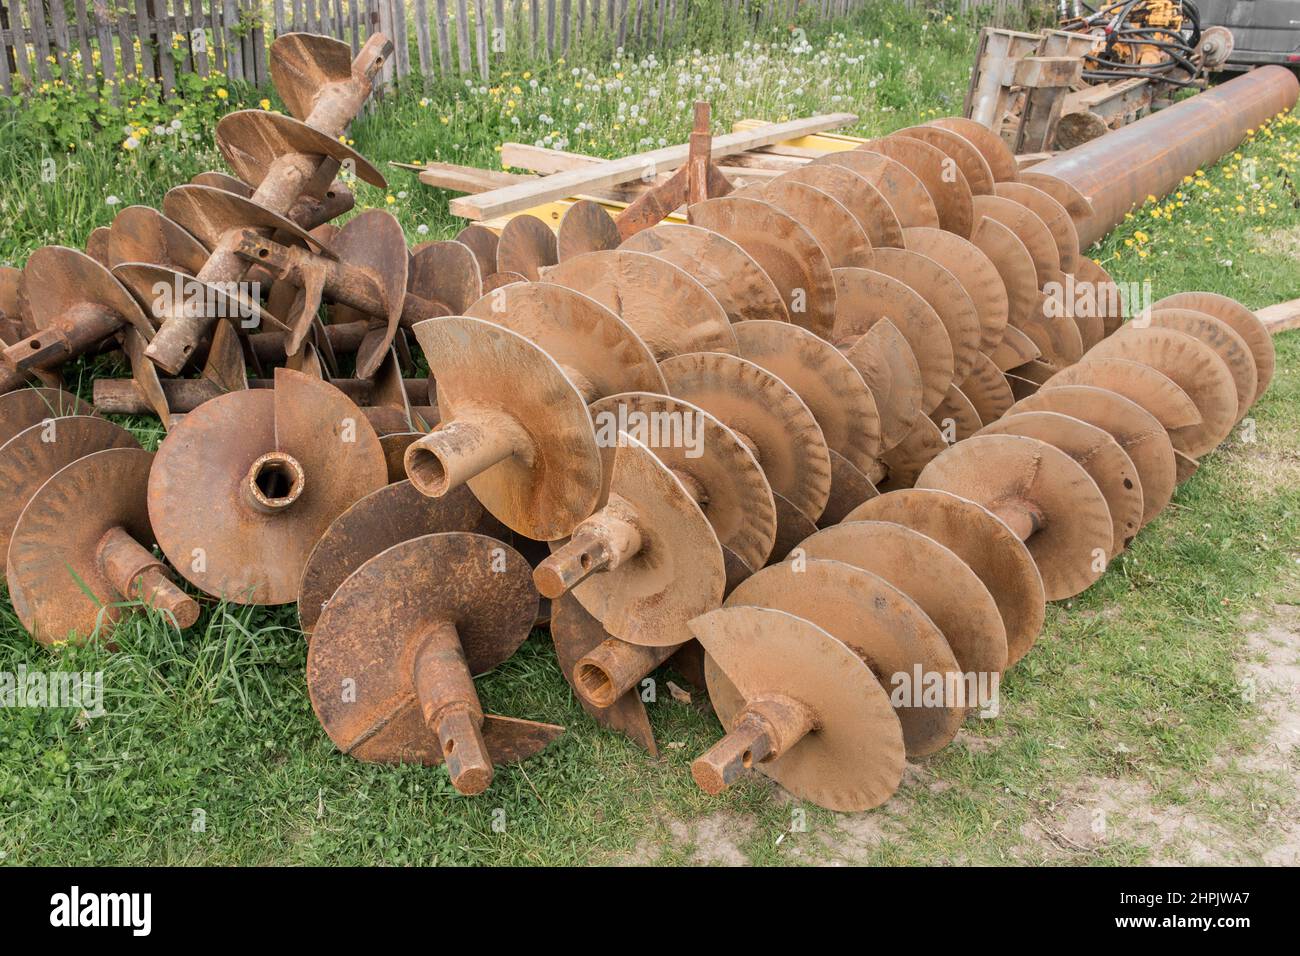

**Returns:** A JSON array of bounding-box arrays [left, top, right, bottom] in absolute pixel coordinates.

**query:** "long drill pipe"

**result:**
[[1034, 66, 1300, 248]]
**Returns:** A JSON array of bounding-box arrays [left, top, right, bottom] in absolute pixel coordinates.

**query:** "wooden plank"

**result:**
[[452, 112, 858, 220], [414, 0, 433, 78], [474, 0, 487, 81], [0, 4, 12, 94], [375, 0, 392, 87], [349, 0, 360, 55], [333, 0, 345, 42], [561, 0, 569, 51], [72, 0, 96, 88], [189, 0, 209, 77], [529, 0, 538, 57], [1256, 298, 1300, 335], [10, 1, 32, 86], [133, 0, 154, 81], [274, 0, 286, 35], [453, 0, 471, 74], [29, 0, 51, 81], [492, 0, 504, 57], [240, 0, 256, 84], [433, 0, 451, 73], [501, 142, 783, 182], [251, 0, 267, 85], [545, 0, 553, 55], [173, 0, 193, 76], [222, 0, 242, 81], [616, 0, 626, 46], [207, 0, 224, 75], [416, 161, 534, 191], [392, 0, 410, 77], [155, 0, 177, 96], [43, 0, 69, 83]]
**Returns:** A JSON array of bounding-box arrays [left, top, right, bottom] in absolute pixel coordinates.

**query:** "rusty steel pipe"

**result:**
[[1034, 66, 1299, 248]]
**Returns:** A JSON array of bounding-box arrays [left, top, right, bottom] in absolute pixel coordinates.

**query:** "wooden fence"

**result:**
[[0, 0, 1039, 96]]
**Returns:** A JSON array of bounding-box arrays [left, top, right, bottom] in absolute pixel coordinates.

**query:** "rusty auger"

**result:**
[[0, 39, 1289, 806], [141, 33, 392, 374], [306, 532, 563, 796]]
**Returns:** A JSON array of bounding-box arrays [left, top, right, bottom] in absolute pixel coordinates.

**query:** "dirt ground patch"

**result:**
[[1254, 225, 1300, 261]]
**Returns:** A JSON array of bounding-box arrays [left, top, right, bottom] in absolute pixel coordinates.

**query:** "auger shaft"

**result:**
[[232, 232, 449, 326], [411, 620, 494, 795], [573, 639, 677, 708], [145, 34, 393, 374], [95, 526, 199, 628], [691, 694, 816, 795], [92, 372, 429, 415]]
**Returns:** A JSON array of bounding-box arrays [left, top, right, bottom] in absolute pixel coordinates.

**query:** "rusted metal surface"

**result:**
[[776, 162, 904, 248], [688, 196, 836, 339], [7, 447, 199, 645], [464, 280, 665, 401], [535, 433, 725, 649], [858, 137, 975, 237], [3, 248, 148, 384], [848, 488, 1045, 666], [306, 532, 559, 795], [557, 200, 622, 260], [550, 594, 660, 755], [1144, 309, 1257, 423], [144, 33, 392, 374], [813, 149, 939, 229], [107, 206, 209, 273], [1034, 66, 1300, 246], [832, 268, 952, 414], [802, 520, 1008, 675], [976, 410, 1143, 556], [148, 368, 388, 605], [691, 605, 905, 811], [1087, 327, 1237, 458], [659, 350, 831, 526], [409, 240, 483, 316], [298, 480, 485, 634], [586, 392, 776, 580], [540, 250, 737, 360], [757, 179, 872, 269], [927, 116, 1020, 182], [917, 434, 1115, 600], [0, 416, 139, 558], [496, 214, 558, 279], [1009, 385, 1175, 527], [1154, 292, 1274, 403], [0, 387, 95, 445], [734, 319, 882, 474], [405, 316, 603, 541], [870, 247, 982, 384], [728, 555, 964, 756], [902, 227, 1009, 355], [839, 319, 923, 453]]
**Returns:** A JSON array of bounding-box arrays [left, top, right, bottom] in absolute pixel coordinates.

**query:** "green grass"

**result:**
[[2, 4, 1299, 865]]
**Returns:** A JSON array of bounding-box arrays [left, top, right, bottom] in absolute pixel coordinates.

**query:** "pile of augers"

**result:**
[[0, 30, 1287, 811]]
